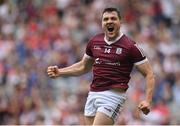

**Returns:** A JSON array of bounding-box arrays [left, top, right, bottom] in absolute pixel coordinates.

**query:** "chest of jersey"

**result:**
[[92, 42, 130, 66]]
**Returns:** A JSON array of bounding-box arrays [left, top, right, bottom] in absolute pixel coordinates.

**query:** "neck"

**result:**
[[104, 31, 123, 45], [106, 32, 120, 41]]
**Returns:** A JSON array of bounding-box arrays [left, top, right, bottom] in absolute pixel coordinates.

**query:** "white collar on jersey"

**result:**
[[104, 31, 124, 45]]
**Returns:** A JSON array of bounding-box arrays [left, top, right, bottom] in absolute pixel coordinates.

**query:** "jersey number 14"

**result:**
[[104, 48, 111, 53]]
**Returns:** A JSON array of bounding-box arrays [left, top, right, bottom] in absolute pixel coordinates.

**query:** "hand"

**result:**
[[47, 66, 59, 78], [138, 100, 150, 115]]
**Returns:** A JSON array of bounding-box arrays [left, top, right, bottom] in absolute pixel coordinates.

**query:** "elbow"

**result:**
[[148, 71, 155, 78], [147, 72, 155, 83]]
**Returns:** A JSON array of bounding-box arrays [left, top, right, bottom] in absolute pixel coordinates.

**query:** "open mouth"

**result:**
[[107, 25, 115, 32], [107, 27, 114, 32]]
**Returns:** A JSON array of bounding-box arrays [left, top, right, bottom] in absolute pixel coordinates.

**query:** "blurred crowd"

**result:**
[[0, 0, 179, 125]]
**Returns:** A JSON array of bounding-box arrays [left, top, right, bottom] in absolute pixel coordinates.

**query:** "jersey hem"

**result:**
[[90, 84, 128, 92]]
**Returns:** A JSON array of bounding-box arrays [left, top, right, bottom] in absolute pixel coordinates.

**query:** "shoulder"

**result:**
[[122, 34, 136, 45], [120, 34, 136, 48], [86, 33, 104, 48]]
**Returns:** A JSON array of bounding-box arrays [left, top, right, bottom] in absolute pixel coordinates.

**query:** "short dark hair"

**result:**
[[102, 7, 121, 19]]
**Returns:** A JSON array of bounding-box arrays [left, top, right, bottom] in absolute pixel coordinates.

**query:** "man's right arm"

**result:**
[[47, 55, 94, 78]]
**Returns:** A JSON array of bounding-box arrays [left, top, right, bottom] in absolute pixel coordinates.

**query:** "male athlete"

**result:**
[[47, 7, 155, 125]]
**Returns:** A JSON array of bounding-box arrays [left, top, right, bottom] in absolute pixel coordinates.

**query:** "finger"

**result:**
[[48, 73, 56, 78], [47, 70, 55, 74], [139, 106, 147, 110], [47, 72, 53, 76], [138, 104, 143, 109], [51, 66, 58, 70], [47, 69, 54, 73], [47, 71, 56, 77], [47, 66, 57, 70], [47, 66, 57, 72], [47, 66, 54, 69]]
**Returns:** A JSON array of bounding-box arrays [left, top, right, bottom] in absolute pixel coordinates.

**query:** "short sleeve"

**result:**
[[130, 43, 147, 65], [85, 39, 93, 58]]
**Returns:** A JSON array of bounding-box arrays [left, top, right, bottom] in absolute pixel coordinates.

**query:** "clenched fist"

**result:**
[[47, 66, 60, 78], [138, 100, 150, 115]]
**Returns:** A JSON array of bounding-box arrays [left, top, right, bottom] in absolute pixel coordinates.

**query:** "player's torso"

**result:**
[[91, 35, 132, 69], [88, 33, 145, 91], [89, 34, 134, 90]]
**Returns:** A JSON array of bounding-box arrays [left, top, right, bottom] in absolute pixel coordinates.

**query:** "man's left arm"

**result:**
[[135, 61, 155, 115]]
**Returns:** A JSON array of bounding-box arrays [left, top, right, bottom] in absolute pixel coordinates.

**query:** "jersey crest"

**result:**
[[116, 48, 122, 54]]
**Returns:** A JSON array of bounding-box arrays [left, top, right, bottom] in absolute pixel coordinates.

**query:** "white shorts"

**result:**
[[84, 90, 126, 122]]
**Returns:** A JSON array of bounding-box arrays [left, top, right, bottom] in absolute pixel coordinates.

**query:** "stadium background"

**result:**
[[0, 0, 179, 125]]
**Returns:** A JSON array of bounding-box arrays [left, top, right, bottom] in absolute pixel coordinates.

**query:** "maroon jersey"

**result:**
[[85, 33, 147, 91]]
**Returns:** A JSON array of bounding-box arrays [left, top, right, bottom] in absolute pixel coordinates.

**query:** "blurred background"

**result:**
[[0, 0, 180, 125]]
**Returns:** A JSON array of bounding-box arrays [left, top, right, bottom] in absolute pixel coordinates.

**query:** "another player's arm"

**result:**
[[135, 61, 155, 114], [47, 55, 94, 78]]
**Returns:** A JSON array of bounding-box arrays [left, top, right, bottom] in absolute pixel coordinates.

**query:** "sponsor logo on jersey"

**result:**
[[95, 58, 120, 66], [94, 45, 101, 50]]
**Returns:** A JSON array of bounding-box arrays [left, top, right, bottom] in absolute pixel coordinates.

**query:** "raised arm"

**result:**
[[135, 61, 155, 115], [47, 55, 94, 78]]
